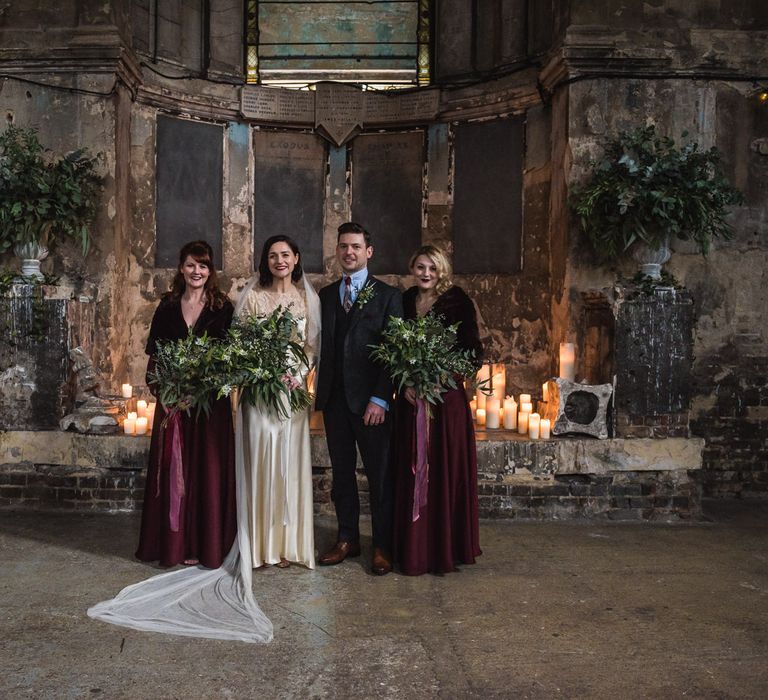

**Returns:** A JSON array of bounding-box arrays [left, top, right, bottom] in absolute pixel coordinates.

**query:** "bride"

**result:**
[[235, 235, 318, 570], [87, 236, 320, 643]]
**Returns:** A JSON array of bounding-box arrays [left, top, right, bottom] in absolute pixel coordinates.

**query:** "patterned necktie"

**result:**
[[343, 275, 353, 313]]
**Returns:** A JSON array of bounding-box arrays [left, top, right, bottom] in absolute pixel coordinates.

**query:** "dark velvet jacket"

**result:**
[[403, 285, 483, 369]]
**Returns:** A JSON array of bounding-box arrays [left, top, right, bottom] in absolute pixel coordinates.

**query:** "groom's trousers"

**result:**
[[323, 388, 394, 551]]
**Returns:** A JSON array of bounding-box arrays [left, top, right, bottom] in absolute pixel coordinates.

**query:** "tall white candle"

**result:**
[[135, 416, 148, 435], [519, 393, 531, 406], [542, 382, 549, 402], [559, 343, 575, 382], [136, 400, 147, 418], [123, 418, 136, 435], [503, 396, 517, 430], [476, 365, 490, 411], [518, 409, 530, 435], [528, 412, 541, 439], [540, 418, 551, 439], [486, 398, 500, 429], [121, 383, 133, 399], [491, 364, 506, 402], [476, 408, 486, 427]]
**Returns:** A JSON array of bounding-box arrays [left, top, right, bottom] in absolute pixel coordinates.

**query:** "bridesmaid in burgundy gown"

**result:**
[[393, 245, 483, 575], [136, 240, 236, 569]]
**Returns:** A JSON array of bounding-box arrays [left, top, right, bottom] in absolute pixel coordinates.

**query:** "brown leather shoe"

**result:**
[[371, 548, 392, 576], [318, 540, 361, 566]]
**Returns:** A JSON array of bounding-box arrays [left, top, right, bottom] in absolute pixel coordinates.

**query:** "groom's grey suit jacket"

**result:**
[[315, 275, 403, 416]]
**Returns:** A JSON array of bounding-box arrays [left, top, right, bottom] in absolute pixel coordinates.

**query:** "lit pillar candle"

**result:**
[[136, 399, 147, 418], [476, 408, 486, 427], [123, 417, 136, 435], [469, 397, 477, 419], [486, 398, 501, 429], [542, 382, 549, 403], [519, 393, 531, 406], [121, 383, 133, 399], [528, 412, 541, 439], [517, 408, 530, 435], [540, 418, 551, 439], [135, 416, 148, 435], [491, 363, 506, 402], [559, 343, 575, 382], [503, 396, 517, 430], [476, 364, 490, 410]]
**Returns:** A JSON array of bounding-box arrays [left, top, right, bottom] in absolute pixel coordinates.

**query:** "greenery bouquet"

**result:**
[[369, 314, 481, 408]]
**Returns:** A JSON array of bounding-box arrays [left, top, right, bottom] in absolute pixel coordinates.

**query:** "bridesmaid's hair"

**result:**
[[257, 235, 304, 287], [167, 240, 228, 310], [409, 245, 453, 295]]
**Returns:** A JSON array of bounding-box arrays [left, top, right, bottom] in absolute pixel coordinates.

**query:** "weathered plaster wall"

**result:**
[[553, 3, 768, 495]]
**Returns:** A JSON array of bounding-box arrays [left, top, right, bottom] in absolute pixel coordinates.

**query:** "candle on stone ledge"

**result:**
[[485, 398, 500, 429], [519, 393, 531, 406], [517, 409, 530, 435], [559, 343, 575, 382], [540, 418, 551, 440], [135, 416, 148, 435], [529, 413, 541, 440], [476, 364, 490, 411], [542, 382, 549, 403], [123, 417, 136, 435], [491, 363, 506, 402], [476, 408, 486, 427], [121, 383, 133, 399], [503, 396, 517, 430], [136, 399, 147, 418]]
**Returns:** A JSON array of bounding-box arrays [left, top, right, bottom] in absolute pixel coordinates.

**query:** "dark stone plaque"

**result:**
[[452, 117, 523, 274], [155, 115, 223, 268], [253, 131, 326, 273], [351, 131, 424, 274]]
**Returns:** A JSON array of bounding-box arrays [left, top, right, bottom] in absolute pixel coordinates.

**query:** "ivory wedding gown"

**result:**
[[87, 275, 320, 643]]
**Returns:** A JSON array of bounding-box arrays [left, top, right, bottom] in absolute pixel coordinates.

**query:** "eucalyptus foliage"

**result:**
[[0, 125, 102, 255], [570, 125, 743, 262], [149, 306, 312, 421], [218, 307, 312, 419], [370, 315, 480, 408], [148, 331, 221, 418]]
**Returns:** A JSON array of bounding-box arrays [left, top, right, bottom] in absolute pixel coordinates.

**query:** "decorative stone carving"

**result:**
[[59, 347, 119, 434], [542, 378, 613, 440]]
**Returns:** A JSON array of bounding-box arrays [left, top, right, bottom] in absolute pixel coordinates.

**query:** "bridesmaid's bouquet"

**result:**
[[149, 330, 221, 419], [369, 314, 480, 408], [217, 306, 312, 419]]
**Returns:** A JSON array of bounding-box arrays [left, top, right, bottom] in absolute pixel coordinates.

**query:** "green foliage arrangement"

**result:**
[[148, 331, 221, 418], [570, 125, 743, 262], [369, 314, 482, 409], [218, 307, 312, 418], [0, 125, 102, 255], [148, 306, 312, 420]]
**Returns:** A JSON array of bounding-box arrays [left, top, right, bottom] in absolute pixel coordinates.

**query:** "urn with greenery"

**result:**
[[570, 125, 743, 280], [0, 125, 102, 280]]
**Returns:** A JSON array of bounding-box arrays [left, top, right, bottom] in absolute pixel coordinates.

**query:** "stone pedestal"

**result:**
[[0, 283, 95, 430]]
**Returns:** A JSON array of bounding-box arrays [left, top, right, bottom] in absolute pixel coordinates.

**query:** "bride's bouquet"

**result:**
[[217, 306, 312, 419], [369, 314, 480, 409]]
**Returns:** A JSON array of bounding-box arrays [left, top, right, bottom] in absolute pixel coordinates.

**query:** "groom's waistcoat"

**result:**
[[332, 294, 352, 391]]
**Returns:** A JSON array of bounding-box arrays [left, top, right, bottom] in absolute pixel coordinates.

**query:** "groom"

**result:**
[[315, 222, 403, 575]]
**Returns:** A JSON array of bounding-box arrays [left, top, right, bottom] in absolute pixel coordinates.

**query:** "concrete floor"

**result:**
[[1, 503, 767, 700]]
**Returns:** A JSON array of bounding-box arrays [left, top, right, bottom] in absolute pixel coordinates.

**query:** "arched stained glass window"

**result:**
[[245, 1, 431, 88]]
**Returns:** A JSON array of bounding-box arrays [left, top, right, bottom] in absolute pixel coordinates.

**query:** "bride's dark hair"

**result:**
[[166, 240, 228, 310], [258, 235, 304, 287]]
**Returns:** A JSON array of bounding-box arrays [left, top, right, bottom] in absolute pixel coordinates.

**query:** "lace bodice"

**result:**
[[238, 286, 306, 339]]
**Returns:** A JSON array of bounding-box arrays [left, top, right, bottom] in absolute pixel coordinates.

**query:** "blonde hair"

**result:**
[[409, 245, 453, 295]]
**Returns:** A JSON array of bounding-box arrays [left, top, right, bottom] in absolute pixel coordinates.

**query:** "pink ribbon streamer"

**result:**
[[412, 397, 430, 522], [157, 411, 185, 533]]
